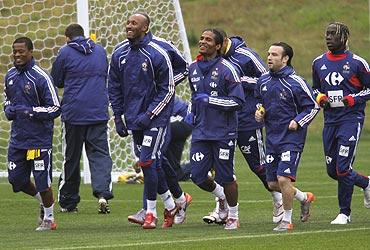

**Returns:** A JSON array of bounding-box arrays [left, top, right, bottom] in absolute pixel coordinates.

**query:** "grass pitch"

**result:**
[[1, 128, 370, 249]]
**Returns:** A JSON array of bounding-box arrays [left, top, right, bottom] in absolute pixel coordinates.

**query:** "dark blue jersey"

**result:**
[[108, 32, 188, 130], [255, 66, 319, 153], [4, 58, 60, 149], [51, 37, 109, 124], [223, 36, 267, 131], [189, 56, 245, 141], [312, 51, 370, 125]]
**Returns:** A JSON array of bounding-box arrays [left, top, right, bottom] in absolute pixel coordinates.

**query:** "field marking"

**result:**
[[37, 227, 370, 250]]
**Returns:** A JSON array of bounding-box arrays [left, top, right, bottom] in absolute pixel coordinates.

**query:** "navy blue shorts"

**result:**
[[265, 150, 301, 182], [237, 128, 266, 170], [7, 146, 53, 193], [190, 139, 236, 185], [323, 121, 362, 175], [132, 127, 168, 168]]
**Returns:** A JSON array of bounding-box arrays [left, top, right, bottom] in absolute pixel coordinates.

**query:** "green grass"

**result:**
[[182, 0, 369, 81], [1, 130, 370, 249]]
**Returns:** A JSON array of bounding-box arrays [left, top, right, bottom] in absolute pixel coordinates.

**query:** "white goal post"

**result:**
[[0, 0, 192, 183]]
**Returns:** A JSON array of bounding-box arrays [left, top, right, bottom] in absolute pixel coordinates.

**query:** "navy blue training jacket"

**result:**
[[108, 32, 188, 130], [51, 37, 109, 124], [223, 36, 267, 131], [189, 55, 245, 141], [255, 66, 319, 153], [4, 58, 60, 149]]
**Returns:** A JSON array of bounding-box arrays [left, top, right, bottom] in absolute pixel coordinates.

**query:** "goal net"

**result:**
[[0, 0, 191, 182]]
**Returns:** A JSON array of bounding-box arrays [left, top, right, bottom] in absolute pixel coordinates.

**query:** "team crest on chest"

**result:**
[[24, 82, 32, 94], [342, 62, 350, 74], [279, 89, 288, 100], [211, 68, 219, 80], [142, 60, 148, 72]]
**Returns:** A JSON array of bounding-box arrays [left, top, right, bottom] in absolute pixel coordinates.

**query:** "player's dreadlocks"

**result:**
[[328, 22, 350, 48]]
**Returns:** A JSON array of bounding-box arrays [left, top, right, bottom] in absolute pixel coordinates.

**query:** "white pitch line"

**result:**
[[37, 227, 370, 250]]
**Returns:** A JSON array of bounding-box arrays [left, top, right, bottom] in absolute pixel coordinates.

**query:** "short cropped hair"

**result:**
[[65, 24, 85, 40], [271, 41, 294, 66], [13, 37, 33, 50]]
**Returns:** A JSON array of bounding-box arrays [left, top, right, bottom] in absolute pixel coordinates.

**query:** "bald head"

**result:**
[[126, 12, 151, 42]]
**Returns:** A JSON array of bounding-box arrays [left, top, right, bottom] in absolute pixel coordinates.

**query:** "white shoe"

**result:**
[[273, 220, 293, 231], [98, 197, 110, 214], [203, 209, 225, 224], [128, 208, 146, 225], [174, 193, 192, 224], [272, 202, 284, 223], [203, 197, 228, 225], [363, 177, 370, 209], [224, 217, 240, 230], [330, 213, 351, 224]]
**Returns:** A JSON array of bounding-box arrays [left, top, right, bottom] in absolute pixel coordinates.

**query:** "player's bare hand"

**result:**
[[255, 106, 265, 122], [288, 120, 298, 130]]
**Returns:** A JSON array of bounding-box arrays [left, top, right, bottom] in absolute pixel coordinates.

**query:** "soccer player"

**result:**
[[51, 24, 113, 214], [127, 96, 193, 226], [202, 29, 283, 225], [255, 42, 319, 231], [312, 22, 370, 224], [108, 12, 188, 229], [187, 28, 245, 230], [165, 96, 193, 181], [4, 37, 60, 231]]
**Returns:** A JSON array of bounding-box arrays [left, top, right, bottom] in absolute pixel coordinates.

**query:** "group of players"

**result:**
[[3, 11, 370, 232]]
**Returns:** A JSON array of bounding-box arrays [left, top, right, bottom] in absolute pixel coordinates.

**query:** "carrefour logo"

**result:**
[[192, 152, 204, 162], [325, 72, 344, 86]]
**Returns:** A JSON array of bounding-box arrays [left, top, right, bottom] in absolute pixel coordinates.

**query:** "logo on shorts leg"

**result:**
[[34, 160, 45, 171], [240, 145, 251, 154], [266, 155, 274, 163], [326, 156, 332, 164], [281, 151, 291, 162], [339, 145, 349, 157], [219, 148, 230, 160], [8, 161, 16, 170], [142, 135, 153, 147], [192, 152, 204, 162]]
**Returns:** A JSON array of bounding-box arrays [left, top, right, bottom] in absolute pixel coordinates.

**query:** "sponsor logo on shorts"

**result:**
[[34, 160, 45, 171], [192, 152, 204, 162], [326, 156, 332, 164], [281, 151, 291, 162], [240, 145, 251, 154], [8, 161, 16, 170], [339, 145, 349, 157], [266, 155, 274, 163], [219, 148, 230, 160], [142, 135, 153, 147]]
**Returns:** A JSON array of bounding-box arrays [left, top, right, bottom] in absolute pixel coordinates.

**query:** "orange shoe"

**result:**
[[273, 220, 293, 231], [300, 192, 315, 222], [162, 206, 178, 228], [142, 213, 157, 229]]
